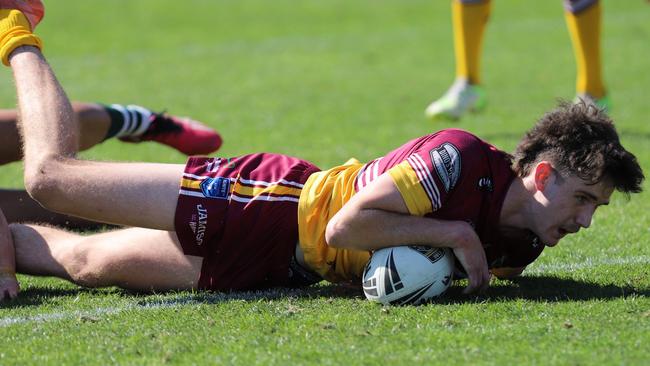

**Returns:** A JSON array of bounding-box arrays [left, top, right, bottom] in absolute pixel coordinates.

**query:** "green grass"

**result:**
[[1, 0, 649, 364]]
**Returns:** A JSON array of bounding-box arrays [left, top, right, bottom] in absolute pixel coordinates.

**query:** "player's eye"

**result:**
[[575, 195, 588, 204]]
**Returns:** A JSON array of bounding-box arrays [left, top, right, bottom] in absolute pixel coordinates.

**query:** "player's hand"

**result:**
[[0, 0, 44, 29], [0, 272, 19, 301], [449, 221, 490, 294]]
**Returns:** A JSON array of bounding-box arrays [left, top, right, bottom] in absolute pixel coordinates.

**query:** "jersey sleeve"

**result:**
[[387, 131, 478, 216]]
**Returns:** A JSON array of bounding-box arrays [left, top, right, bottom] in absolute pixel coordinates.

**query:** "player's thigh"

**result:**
[[28, 160, 185, 230], [80, 228, 203, 291]]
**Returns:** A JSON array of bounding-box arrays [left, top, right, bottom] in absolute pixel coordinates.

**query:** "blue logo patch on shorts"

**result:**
[[200, 177, 231, 199]]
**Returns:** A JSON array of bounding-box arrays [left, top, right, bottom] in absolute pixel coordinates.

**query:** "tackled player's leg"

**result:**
[[9, 46, 184, 230], [11, 223, 202, 291]]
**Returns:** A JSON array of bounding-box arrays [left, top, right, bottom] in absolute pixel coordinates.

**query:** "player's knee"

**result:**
[[65, 244, 110, 288], [23, 158, 68, 211]]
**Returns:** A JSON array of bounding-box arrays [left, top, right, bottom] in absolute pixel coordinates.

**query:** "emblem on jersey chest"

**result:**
[[478, 176, 493, 192], [430, 143, 461, 192]]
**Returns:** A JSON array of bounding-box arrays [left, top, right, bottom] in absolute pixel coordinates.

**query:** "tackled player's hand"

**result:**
[[0, 0, 44, 29], [0, 272, 19, 301], [449, 221, 491, 295]]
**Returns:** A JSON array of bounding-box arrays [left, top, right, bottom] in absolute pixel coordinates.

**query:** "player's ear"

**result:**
[[533, 161, 554, 191]]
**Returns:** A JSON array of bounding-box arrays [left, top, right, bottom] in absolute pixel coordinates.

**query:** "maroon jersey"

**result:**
[[377, 128, 544, 270], [298, 128, 544, 283]]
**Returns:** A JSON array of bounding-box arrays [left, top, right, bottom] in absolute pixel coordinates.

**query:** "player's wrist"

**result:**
[[0, 9, 42, 66], [444, 221, 477, 250]]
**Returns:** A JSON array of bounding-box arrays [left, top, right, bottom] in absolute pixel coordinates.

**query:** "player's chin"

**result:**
[[543, 229, 567, 247]]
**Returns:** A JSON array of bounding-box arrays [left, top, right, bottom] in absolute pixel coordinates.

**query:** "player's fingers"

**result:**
[[462, 271, 483, 294], [478, 271, 491, 293]]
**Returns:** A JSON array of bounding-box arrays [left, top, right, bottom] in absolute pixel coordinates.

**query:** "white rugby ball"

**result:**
[[362, 246, 454, 305]]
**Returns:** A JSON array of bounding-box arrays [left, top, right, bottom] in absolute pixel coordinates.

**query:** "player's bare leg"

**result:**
[[10, 47, 183, 230], [11, 223, 202, 291], [0, 189, 109, 228], [0, 102, 111, 165]]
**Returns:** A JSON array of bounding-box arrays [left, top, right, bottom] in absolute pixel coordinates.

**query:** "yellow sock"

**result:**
[[565, 2, 605, 98], [452, 0, 491, 85], [0, 9, 43, 66]]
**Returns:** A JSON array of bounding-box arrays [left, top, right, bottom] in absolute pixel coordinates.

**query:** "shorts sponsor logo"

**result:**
[[430, 143, 461, 192], [188, 204, 209, 246], [200, 177, 231, 199]]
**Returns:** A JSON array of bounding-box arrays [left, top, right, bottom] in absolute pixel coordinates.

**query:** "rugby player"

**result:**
[[0, 1, 644, 301], [425, 0, 609, 120]]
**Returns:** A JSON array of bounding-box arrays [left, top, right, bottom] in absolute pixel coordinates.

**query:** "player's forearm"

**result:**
[[326, 207, 468, 252], [9, 46, 78, 170]]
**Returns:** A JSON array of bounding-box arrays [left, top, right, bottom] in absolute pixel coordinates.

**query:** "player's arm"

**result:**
[[326, 173, 490, 294], [0, 207, 19, 300]]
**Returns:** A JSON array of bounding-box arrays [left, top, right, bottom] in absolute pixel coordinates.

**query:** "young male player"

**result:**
[[425, 0, 608, 119], [0, 1, 644, 300], [0, 102, 222, 226]]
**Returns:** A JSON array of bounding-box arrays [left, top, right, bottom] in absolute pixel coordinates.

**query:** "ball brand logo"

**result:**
[[200, 177, 231, 199], [188, 204, 209, 246], [441, 275, 452, 286], [430, 143, 461, 192], [411, 246, 446, 264]]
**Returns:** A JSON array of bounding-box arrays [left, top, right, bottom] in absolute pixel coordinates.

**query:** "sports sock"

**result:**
[[0, 9, 43, 66], [452, 0, 491, 85], [102, 104, 154, 140], [565, 1, 605, 98]]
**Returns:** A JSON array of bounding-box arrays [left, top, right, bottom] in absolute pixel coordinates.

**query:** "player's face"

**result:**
[[533, 173, 614, 247]]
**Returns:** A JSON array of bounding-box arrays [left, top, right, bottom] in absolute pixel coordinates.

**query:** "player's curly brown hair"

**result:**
[[512, 100, 644, 194]]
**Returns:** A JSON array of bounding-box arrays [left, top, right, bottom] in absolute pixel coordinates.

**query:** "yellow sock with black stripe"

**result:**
[[565, 2, 605, 98], [452, 0, 491, 85], [0, 9, 43, 66]]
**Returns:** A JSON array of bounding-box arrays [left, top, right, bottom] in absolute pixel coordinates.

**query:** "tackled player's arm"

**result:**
[[325, 172, 491, 293]]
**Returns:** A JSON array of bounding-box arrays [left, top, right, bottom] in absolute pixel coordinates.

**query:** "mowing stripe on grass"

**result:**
[[527, 255, 650, 274]]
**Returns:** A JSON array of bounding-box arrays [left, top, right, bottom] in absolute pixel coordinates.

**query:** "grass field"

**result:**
[[1, 0, 649, 365]]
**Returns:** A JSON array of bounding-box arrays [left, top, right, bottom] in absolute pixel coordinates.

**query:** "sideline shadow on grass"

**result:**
[[0, 286, 122, 309], [3, 275, 647, 309], [439, 275, 649, 304], [0, 282, 364, 309]]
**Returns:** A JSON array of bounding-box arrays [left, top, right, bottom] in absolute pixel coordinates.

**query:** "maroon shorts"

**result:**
[[174, 153, 321, 291]]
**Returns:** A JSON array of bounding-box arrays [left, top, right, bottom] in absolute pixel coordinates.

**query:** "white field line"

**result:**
[[0, 301, 181, 328], [1, 256, 648, 328], [0, 288, 304, 328]]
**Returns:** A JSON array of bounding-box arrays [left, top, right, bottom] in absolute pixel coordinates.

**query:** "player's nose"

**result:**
[[576, 206, 595, 229]]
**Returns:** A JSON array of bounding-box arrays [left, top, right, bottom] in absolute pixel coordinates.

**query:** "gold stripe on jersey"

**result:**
[[388, 161, 432, 216], [298, 161, 371, 283]]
